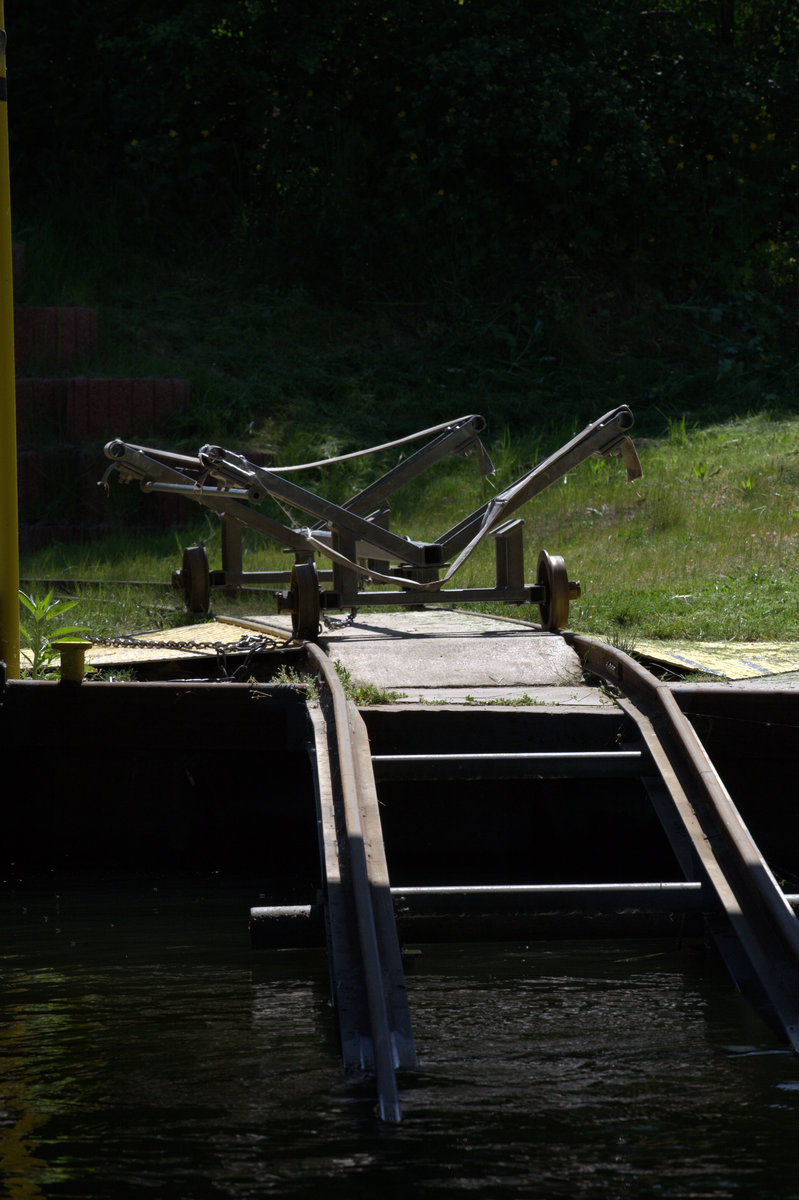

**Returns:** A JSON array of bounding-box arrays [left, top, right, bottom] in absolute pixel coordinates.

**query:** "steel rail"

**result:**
[[371, 748, 646, 781], [304, 642, 415, 1122], [564, 631, 799, 1050], [251, 887, 799, 948]]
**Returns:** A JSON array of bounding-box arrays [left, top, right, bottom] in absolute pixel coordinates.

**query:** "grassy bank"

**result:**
[[20, 409, 799, 653], [15, 230, 799, 658]]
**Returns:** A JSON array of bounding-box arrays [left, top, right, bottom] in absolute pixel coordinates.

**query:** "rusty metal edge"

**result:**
[[305, 642, 409, 1122], [564, 631, 799, 1050]]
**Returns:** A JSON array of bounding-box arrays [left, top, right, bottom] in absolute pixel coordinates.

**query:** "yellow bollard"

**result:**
[[53, 640, 93, 684], [0, 7, 19, 679]]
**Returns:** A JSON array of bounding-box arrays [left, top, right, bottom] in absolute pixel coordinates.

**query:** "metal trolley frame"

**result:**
[[103, 405, 641, 639]]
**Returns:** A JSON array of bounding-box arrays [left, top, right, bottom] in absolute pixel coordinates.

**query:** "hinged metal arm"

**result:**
[[103, 439, 313, 552], [198, 445, 443, 568], [438, 405, 641, 561]]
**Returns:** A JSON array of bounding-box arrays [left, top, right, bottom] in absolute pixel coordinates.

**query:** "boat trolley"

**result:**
[[102, 405, 641, 638]]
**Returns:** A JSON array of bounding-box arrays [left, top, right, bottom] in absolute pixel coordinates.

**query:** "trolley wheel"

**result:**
[[182, 543, 211, 614], [291, 561, 321, 640], [537, 549, 570, 631]]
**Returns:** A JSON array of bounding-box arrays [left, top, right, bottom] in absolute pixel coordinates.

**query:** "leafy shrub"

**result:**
[[11, 1, 799, 292]]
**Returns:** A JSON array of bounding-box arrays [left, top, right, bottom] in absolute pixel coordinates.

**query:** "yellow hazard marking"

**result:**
[[635, 641, 799, 679]]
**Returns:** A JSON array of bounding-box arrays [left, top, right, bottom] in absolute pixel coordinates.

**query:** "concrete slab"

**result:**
[[310, 609, 584, 690], [67, 603, 799, 698], [377, 686, 615, 708]]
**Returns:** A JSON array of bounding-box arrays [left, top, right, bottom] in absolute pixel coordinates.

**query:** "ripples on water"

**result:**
[[3, 873, 799, 1199]]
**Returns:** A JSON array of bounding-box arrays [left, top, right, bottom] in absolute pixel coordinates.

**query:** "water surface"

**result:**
[[3, 873, 799, 1198]]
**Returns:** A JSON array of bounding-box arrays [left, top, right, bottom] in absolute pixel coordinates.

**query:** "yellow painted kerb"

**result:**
[[636, 640, 799, 680], [0, 3, 19, 679]]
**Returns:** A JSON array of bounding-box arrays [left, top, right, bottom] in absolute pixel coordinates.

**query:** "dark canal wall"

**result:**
[[4, 679, 318, 898], [4, 677, 798, 887], [673, 684, 799, 887]]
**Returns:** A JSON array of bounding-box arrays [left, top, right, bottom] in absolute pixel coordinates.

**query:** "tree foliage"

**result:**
[[10, 1, 799, 292]]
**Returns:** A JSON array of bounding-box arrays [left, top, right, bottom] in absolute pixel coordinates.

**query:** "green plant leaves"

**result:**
[[19, 589, 88, 678]]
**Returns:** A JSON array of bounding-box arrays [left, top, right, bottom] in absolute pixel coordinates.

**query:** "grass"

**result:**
[[333, 660, 407, 706], [14, 219, 799, 655], [551, 412, 799, 643], [356, 408, 799, 645], [19, 409, 799, 650]]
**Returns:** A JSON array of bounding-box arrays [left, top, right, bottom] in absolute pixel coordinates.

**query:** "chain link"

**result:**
[[87, 631, 294, 655], [321, 608, 359, 631]]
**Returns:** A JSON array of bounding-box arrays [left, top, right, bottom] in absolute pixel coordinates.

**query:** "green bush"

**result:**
[[11, 1, 799, 293]]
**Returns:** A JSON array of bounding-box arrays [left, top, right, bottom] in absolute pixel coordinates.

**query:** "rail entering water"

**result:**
[[301, 643, 416, 1122], [564, 632, 799, 1052], [251, 631, 799, 1118]]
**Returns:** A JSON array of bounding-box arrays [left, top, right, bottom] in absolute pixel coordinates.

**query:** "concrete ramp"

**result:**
[[314, 610, 584, 695]]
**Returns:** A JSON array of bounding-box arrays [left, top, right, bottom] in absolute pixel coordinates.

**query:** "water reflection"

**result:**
[[3, 874, 799, 1198], [1, 1010, 51, 1200]]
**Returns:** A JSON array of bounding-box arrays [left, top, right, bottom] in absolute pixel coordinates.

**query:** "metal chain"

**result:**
[[87, 631, 294, 655], [321, 608, 359, 631]]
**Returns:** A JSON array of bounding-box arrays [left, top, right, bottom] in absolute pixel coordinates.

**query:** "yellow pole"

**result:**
[[0, 4, 19, 679]]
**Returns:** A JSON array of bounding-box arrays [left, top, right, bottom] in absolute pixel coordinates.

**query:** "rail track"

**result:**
[[251, 629, 799, 1120], [564, 632, 799, 1053], [302, 642, 417, 1123]]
